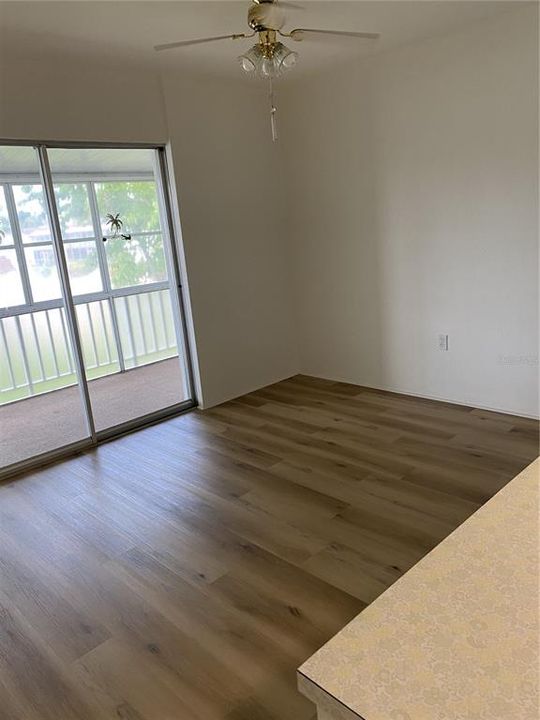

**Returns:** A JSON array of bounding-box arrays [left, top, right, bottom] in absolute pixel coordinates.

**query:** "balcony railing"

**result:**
[[0, 287, 178, 405]]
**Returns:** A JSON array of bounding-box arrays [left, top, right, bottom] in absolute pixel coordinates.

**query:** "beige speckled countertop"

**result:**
[[298, 458, 539, 720]]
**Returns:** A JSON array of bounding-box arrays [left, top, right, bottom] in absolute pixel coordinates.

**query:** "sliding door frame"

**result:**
[[37, 145, 97, 441], [0, 139, 197, 481]]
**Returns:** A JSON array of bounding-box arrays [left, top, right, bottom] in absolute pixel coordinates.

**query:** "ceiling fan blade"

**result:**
[[287, 28, 380, 42], [154, 33, 251, 52]]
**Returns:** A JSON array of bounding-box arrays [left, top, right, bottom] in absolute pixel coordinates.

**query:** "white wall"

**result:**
[[0, 58, 168, 143], [281, 5, 539, 417], [162, 71, 298, 407]]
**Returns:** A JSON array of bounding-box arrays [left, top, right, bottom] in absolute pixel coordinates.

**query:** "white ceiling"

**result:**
[[0, 1, 525, 79]]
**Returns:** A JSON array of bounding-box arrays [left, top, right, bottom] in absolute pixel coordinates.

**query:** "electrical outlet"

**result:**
[[438, 334, 449, 351]]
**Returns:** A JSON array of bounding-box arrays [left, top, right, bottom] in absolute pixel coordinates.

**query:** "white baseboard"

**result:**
[[303, 374, 539, 421]]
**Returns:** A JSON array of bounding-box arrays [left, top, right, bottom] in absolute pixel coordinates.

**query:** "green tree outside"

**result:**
[[17, 180, 166, 288], [96, 181, 166, 288]]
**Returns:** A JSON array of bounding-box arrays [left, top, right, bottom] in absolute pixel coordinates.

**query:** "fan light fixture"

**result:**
[[238, 38, 298, 78], [237, 29, 297, 141], [154, 0, 380, 142]]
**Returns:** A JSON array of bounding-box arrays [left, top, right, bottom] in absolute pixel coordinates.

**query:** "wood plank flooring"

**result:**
[[0, 375, 538, 720]]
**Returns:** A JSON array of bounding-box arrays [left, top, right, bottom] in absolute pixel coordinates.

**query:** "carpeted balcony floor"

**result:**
[[0, 357, 188, 469]]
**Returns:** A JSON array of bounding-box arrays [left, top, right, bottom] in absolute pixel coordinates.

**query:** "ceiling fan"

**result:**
[[154, 0, 380, 141]]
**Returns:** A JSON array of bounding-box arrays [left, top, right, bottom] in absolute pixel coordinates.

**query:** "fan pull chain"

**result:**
[[269, 77, 278, 142]]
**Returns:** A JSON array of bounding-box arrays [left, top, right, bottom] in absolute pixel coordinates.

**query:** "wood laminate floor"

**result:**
[[0, 375, 538, 720]]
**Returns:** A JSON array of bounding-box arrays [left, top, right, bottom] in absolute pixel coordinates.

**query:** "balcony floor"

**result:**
[[0, 357, 187, 469]]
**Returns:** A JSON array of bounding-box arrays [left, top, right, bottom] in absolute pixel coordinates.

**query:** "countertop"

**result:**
[[298, 458, 539, 720]]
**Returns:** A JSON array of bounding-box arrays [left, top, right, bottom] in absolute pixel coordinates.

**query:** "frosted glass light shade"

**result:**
[[238, 42, 298, 79]]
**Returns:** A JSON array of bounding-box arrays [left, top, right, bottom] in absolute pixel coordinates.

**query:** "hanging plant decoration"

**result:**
[[102, 213, 131, 242]]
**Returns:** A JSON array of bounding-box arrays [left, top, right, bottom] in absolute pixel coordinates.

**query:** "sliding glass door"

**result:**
[[0, 143, 194, 474], [0, 145, 92, 468]]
